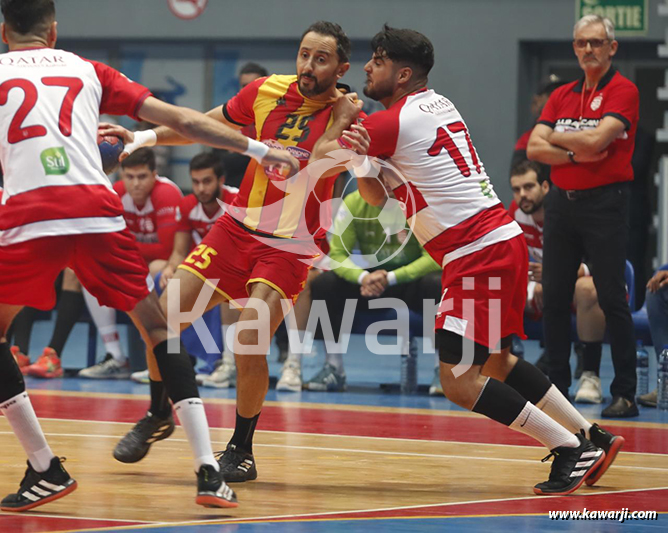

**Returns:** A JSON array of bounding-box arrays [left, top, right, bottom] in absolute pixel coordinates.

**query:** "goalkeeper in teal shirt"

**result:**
[[302, 190, 443, 394]]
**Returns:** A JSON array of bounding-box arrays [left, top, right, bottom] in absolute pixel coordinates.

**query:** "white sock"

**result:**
[[173, 398, 218, 472], [325, 352, 344, 374], [99, 326, 125, 363], [83, 288, 126, 363], [537, 385, 593, 439], [221, 324, 236, 365], [285, 330, 308, 366], [509, 401, 580, 450], [0, 392, 55, 472]]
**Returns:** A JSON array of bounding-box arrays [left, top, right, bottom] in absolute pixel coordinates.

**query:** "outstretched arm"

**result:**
[[99, 97, 299, 174]]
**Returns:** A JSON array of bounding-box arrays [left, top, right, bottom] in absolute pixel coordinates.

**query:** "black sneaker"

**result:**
[[533, 433, 605, 496], [215, 443, 257, 482], [113, 412, 175, 463], [195, 464, 239, 509], [601, 396, 639, 418], [1, 457, 77, 512], [585, 423, 625, 486]]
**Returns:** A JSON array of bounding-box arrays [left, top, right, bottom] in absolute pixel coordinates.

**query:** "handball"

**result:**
[[97, 134, 124, 174]]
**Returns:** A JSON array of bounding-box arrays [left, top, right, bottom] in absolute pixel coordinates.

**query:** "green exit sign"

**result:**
[[577, 0, 647, 35]]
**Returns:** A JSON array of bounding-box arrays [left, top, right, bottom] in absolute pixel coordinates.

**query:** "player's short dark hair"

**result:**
[[189, 152, 225, 178], [121, 148, 156, 172], [510, 160, 546, 184], [239, 62, 268, 78], [1, 0, 55, 36], [302, 21, 351, 63], [370, 24, 434, 78]]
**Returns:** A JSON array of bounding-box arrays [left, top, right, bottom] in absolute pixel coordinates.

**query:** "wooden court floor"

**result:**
[[0, 389, 666, 533]]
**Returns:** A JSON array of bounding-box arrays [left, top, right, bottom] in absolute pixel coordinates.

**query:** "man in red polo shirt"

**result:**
[[527, 14, 639, 417]]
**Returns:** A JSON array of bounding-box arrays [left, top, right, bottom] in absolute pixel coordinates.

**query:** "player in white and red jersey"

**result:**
[[313, 25, 621, 496], [0, 0, 296, 512], [113, 149, 183, 265], [78, 148, 183, 379], [508, 160, 548, 318]]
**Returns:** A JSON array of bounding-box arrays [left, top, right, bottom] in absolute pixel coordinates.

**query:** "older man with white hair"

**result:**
[[527, 15, 639, 417]]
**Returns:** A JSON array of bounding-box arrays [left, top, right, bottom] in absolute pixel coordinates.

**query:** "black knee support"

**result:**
[[472, 377, 526, 426], [0, 343, 26, 403], [152, 340, 199, 404], [504, 357, 552, 405]]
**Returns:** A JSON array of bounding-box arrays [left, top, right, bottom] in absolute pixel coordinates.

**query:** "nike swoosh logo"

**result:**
[[520, 412, 531, 427]]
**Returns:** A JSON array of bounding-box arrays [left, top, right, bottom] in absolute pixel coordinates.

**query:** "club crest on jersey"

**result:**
[[591, 95, 603, 111]]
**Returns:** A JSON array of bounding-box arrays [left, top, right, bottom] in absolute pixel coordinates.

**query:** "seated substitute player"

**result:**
[[78, 147, 183, 379], [0, 0, 298, 511], [311, 24, 624, 496], [108, 21, 370, 483], [302, 189, 443, 394], [509, 160, 611, 403]]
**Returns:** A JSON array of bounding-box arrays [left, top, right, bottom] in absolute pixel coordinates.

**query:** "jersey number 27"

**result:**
[[0, 77, 84, 144]]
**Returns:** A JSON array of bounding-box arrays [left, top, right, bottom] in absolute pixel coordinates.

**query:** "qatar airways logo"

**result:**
[[0, 55, 66, 67], [419, 97, 455, 115]]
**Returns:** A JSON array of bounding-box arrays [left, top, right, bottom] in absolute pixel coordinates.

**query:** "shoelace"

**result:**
[[17, 457, 67, 490]]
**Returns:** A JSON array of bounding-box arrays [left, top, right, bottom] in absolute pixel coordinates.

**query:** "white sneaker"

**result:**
[[196, 360, 222, 385], [78, 354, 131, 379], [276, 361, 302, 392], [130, 369, 149, 384], [202, 361, 236, 389], [428, 367, 443, 396], [574, 371, 603, 404]]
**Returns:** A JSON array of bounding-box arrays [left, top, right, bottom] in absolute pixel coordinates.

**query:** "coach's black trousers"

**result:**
[[542, 183, 636, 400]]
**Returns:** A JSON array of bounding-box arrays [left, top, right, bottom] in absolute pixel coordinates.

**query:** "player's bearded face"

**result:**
[[363, 52, 396, 101], [296, 32, 342, 97], [511, 174, 546, 215], [191, 169, 221, 205]]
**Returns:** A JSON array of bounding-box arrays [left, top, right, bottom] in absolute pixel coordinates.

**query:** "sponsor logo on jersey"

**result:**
[[555, 117, 600, 132], [262, 140, 311, 161], [157, 206, 175, 217], [40, 147, 70, 176], [418, 97, 455, 115], [0, 55, 66, 67], [479, 178, 495, 199]]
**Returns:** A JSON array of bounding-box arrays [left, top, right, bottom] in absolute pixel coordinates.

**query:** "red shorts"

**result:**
[[0, 230, 151, 311], [435, 235, 528, 349], [177, 214, 314, 306]]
